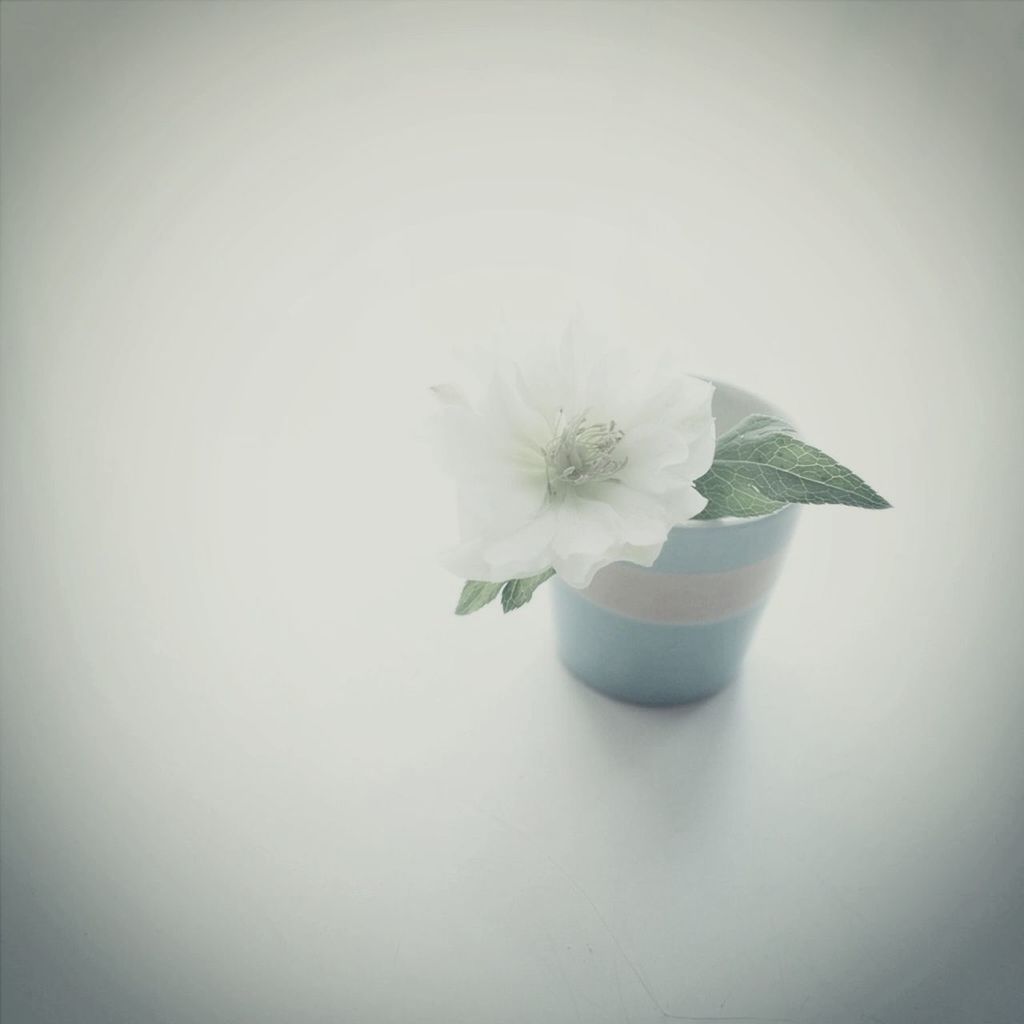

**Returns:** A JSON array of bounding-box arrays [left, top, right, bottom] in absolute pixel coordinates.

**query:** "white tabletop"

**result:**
[[2, 3, 1022, 1023]]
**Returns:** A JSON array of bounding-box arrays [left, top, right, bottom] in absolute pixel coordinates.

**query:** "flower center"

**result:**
[[543, 411, 627, 494]]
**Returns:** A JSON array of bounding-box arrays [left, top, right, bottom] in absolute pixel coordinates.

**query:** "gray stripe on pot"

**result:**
[[579, 553, 786, 625]]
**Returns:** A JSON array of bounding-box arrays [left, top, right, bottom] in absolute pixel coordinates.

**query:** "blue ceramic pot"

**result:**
[[551, 381, 799, 706]]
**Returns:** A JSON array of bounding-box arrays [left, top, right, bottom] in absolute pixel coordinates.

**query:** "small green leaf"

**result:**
[[500, 568, 556, 613], [695, 414, 891, 518], [455, 580, 504, 615]]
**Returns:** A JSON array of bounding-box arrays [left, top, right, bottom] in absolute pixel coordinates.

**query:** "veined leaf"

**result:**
[[455, 569, 557, 615], [455, 580, 504, 615], [695, 415, 890, 519], [501, 568, 556, 613], [714, 413, 797, 449], [693, 467, 787, 520]]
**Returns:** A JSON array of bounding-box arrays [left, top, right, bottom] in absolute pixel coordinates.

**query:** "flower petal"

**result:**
[[433, 322, 718, 589], [444, 506, 558, 582]]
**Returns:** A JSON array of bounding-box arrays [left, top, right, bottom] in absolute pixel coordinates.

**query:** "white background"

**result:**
[[2, 3, 1022, 1022]]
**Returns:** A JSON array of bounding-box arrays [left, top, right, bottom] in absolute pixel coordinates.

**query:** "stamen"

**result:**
[[544, 410, 627, 494]]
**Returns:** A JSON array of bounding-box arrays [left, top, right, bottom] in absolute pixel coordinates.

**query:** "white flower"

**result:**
[[432, 324, 716, 589]]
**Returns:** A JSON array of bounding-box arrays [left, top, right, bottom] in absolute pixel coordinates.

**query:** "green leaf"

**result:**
[[500, 568, 556, 613], [695, 414, 891, 519], [713, 413, 797, 448], [455, 570, 557, 615], [455, 580, 504, 615], [693, 467, 788, 520]]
